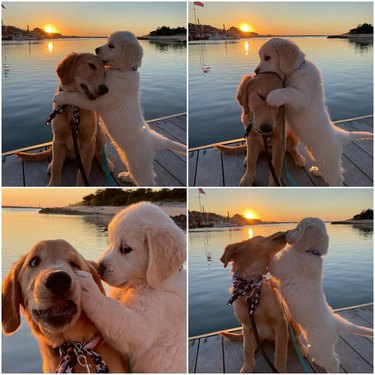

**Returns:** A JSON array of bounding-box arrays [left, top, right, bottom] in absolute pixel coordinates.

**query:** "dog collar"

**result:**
[[55, 336, 109, 373], [305, 249, 321, 256], [227, 275, 267, 307]]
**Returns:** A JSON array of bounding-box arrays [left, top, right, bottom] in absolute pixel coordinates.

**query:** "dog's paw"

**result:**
[[240, 174, 255, 186], [118, 171, 134, 182], [266, 89, 285, 107], [293, 153, 306, 167], [240, 363, 255, 373], [309, 166, 321, 176], [53, 92, 68, 106], [76, 270, 104, 314]]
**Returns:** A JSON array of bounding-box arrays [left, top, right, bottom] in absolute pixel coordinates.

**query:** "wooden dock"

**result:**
[[2, 113, 186, 187], [189, 116, 373, 186], [189, 303, 373, 373]]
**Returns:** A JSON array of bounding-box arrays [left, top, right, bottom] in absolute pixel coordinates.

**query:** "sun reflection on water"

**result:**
[[248, 227, 253, 238], [48, 41, 54, 53], [244, 41, 249, 56]]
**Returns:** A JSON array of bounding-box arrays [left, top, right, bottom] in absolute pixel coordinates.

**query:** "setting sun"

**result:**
[[240, 23, 252, 33], [44, 25, 55, 34], [243, 209, 258, 220]]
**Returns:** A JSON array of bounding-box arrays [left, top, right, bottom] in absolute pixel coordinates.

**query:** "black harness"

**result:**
[[227, 275, 279, 373], [46, 101, 90, 186]]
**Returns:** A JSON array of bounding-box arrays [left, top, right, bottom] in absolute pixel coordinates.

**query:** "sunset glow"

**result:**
[[240, 24, 252, 33], [243, 209, 258, 220], [44, 24, 55, 33]]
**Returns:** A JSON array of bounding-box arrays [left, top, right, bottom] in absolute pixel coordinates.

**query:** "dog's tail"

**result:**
[[15, 149, 51, 161], [336, 127, 373, 145], [151, 130, 186, 155], [335, 315, 373, 337], [220, 331, 243, 342], [215, 144, 247, 154]]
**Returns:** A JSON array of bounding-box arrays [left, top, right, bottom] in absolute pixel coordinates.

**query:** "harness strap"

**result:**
[[262, 134, 282, 186]]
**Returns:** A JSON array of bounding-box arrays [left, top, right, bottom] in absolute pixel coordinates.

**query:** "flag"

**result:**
[[194, 2, 204, 7], [198, 188, 206, 195]]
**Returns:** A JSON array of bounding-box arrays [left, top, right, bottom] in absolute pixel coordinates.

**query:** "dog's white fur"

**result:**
[[255, 38, 373, 186], [269, 218, 373, 372], [76, 202, 186, 373], [54, 31, 186, 186]]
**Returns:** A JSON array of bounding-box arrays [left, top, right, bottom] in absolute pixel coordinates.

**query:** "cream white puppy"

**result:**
[[76, 202, 186, 373], [54, 31, 186, 186], [269, 218, 373, 372], [255, 38, 372, 186]]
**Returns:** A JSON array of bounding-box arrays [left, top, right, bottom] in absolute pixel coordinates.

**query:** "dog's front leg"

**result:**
[[267, 88, 310, 111], [48, 142, 66, 186], [240, 139, 261, 186], [241, 324, 256, 373], [273, 319, 288, 372]]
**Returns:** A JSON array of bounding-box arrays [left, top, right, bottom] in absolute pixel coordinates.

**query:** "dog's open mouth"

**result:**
[[32, 300, 77, 326], [80, 83, 97, 100]]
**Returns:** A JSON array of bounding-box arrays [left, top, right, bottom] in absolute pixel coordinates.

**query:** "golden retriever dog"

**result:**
[[73, 202, 186, 372], [16, 53, 112, 186], [255, 38, 373, 186], [269, 218, 373, 372], [216, 73, 305, 186], [220, 232, 304, 373], [2, 240, 128, 373], [54, 31, 186, 186]]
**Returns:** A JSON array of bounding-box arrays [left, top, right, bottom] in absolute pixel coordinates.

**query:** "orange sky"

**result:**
[[188, 188, 373, 222], [190, 2, 372, 35]]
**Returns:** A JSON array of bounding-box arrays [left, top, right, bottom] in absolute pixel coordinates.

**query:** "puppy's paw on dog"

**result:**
[[266, 89, 286, 107]]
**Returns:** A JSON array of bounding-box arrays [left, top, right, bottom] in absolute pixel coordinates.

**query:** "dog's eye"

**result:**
[[29, 256, 40, 268], [264, 55, 271, 61], [119, 244, 132, 254], [69, 261, 79, 268], [88, 63, 97, 70], [108, 43, 114, 49]]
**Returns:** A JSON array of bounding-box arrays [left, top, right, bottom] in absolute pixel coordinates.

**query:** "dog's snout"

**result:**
[[99, 84, 109, 96], [44, 271, 72, 296], [98, 262, 106, 276], [254, 67, 260, 74], [260, 123, 273, 133], [95, 47, 101, 55]]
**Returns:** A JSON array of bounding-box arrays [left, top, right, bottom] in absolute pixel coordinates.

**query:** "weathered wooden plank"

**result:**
[[221, 142, 246, 186], [195, 335, 223, 373], [336, 336, 373, 373], [195, 148, 224, 186], [151, 119, 186, 144], [282, 153, 315, 187], [338, 122, 373, 156], [154, 150, 186, 185], [342, 142, 373, 180], [341, 154, 373, 186], [154, 160, 183, 186], [164, 114, 187, 131], [2, 154, 25, 186], [222, 331, 243, 373], [189, 339, 199, 373], [357, 117, 373, 127], [189, 151, 198, 186], [21, 147, 51, 186]]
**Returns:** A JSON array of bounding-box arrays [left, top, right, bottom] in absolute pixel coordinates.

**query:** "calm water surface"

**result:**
[[2, 39, 186, 152], [189, 37, 373, 147], [189, 224, 373, 336], [2, 206, 185, 373]]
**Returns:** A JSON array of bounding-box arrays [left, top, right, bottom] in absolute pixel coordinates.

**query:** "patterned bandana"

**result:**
[[46, 105, 80, 135], [55, 336, 110, 373], [227, 275, 267, 315]]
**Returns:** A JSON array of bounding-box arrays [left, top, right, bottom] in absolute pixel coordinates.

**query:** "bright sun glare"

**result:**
[[240, 24, 252, 33], [243, 210, 258, 220], [44, 25, 55, 34]]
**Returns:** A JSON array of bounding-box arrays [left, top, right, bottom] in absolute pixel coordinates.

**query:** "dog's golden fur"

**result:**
[[16, 53, 112, 186], [220, 232, 292, 373], [2, 240, 127, 373], [216, 74, 305, 186]]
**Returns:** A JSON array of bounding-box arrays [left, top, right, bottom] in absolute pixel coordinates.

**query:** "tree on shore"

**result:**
[[349, 23, 373, 34], [149, 26, 186, 36], [352, 209, 373, 220]]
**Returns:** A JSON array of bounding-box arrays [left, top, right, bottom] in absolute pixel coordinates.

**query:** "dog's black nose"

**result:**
[[44, 271, 72, 296], [98, 262, 106, 277], [95, 47, 100, 55], [260, 123, 273, 133], [254, 67, 260, 74], [98, 84, 109, 96]]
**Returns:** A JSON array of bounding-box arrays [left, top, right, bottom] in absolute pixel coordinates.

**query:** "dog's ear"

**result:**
[[2, 256, 25, 335], [220, 244, 241, 268], [146, 224, 186, 288], [275, 41, 302, 76], [286, 228, 300, 244], [236, 75, 254, 110], [56, 52, 79, 85], [85, 260, 106, 295], [120, 37, 143, 70]]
